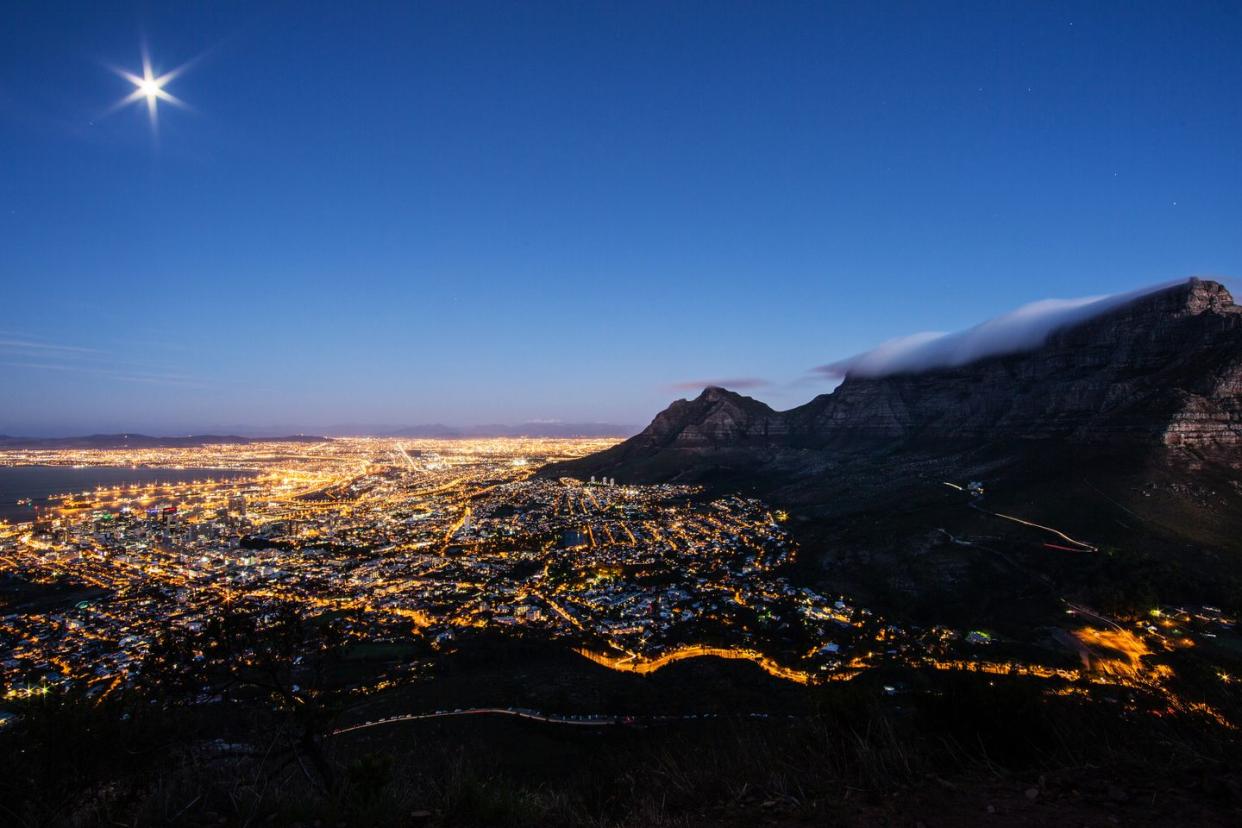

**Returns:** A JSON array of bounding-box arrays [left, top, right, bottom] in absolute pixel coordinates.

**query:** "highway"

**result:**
[[330, 707, 794, 737], [331, 707, 622, 735], [574, 644, 820, 684]]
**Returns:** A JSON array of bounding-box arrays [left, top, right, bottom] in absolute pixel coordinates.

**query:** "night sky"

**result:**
[[3, 2, 1240, 435]]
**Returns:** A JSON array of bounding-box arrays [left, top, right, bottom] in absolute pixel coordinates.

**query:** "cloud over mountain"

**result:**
[[816, 281, 1180, 379]]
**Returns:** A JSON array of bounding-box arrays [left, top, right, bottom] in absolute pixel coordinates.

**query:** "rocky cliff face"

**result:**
[[555, 279, 1242, 480], [793, 278, 1242, 448], [635, 386, 786, 449]]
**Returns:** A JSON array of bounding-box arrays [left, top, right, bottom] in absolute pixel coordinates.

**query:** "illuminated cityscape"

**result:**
[[5, 3, 1242, 823], [1, 438, 1232, 733]]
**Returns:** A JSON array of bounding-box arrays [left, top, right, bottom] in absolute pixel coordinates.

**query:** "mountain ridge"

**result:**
[[548, 278, 1242, 484], [0, 434, 331, 450]]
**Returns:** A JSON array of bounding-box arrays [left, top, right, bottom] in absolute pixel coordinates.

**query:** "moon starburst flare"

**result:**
[[113, 52, 186, 130]]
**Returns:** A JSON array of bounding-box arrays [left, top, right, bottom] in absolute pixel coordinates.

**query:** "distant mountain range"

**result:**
[[182, 422, 635, 438], [0, 423, 637, 447], [0, 434, 330, 450], [384, 422, 636, 439]]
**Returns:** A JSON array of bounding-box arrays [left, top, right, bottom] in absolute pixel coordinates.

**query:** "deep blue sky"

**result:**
[[3, 2, 1240, 435]]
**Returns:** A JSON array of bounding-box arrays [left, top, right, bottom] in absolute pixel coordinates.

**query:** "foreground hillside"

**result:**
[[4, 633, 1241, 827]]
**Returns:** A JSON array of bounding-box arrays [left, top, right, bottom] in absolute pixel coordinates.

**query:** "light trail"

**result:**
[[988, 510, 1097, 550], [331, 707, 620, 735], [331, 707, 799, 737], [968, 500, 1097, 550]]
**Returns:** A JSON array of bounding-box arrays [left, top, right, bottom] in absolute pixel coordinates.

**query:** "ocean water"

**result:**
[[0, 466, 256, 522]]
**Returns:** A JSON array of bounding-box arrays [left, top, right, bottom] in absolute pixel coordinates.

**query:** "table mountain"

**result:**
[[554, 278, 1241, 484]]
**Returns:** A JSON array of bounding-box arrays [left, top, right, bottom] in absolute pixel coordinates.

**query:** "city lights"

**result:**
[[0, 437, 1233, 730]]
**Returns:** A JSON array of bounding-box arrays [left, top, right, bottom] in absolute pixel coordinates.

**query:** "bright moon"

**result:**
[[137, 76, 164, 100], [114, 53, 185, 129]]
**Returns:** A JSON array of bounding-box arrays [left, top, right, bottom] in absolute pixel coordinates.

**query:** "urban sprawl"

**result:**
[[0, 438, 1233, 727]]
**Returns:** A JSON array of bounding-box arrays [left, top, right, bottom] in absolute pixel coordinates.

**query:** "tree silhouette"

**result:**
[[140, 599, 349, 790]]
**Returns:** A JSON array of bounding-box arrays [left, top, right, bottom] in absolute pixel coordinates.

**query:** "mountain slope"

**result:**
[[551, 278, 1242, 485]]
